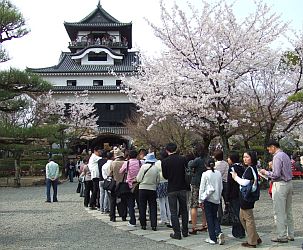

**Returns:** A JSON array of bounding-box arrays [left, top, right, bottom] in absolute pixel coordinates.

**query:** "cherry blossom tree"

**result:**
[[237, 54, 303, 149], [124, 0, 289, 152], [34, 90, 99, 140]]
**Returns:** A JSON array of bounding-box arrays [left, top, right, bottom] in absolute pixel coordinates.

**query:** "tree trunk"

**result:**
[[263, 124, 275, 164], [218, 125, 230, 158], [244, 139, 250, 150]]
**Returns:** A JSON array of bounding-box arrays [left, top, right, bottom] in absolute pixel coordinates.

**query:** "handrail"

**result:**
[[68, 41, 128, 48], [97, 127, 129, 135]]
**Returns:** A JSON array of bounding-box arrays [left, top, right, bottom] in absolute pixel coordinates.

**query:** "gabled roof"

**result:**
[[64, 2, 132, 43], [28, 51, 138, 74], [79, 1, 120, 24]]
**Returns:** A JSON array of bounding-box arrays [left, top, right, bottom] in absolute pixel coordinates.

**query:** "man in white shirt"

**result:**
[[45, 158, 60, 203], [100, 151, 114, 213], [88, 146, 102, 209]]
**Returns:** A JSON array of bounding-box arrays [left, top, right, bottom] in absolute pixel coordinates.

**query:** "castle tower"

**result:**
[[30, 2, 138, 150]]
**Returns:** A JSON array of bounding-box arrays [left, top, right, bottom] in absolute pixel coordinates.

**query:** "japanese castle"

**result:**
[[30, 2, 138, 150]]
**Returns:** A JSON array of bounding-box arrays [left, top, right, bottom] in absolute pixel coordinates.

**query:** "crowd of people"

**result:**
[[51, 139, 294, 248]]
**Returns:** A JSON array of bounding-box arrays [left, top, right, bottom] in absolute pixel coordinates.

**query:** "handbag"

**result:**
[[240, 166, 260, 202], [103, 176, 116, 193], [200, 176, 215, 201], [131, 181, 140, 193], [116, 163, 132, 197]]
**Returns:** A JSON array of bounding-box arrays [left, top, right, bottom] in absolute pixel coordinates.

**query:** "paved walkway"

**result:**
[[1, 179, 302, 249], [85, 180, 303, 250], [86, 206, 302, 250]]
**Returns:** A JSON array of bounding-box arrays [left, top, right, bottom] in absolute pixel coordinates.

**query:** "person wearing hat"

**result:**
[[136, 152, 160, 231], [109, 149, 127, 222], [260, 140, 294, 243]]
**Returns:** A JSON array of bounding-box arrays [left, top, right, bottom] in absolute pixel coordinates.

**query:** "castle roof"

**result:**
[[64, 2, 132, 48], [29, 51, 138, 74]]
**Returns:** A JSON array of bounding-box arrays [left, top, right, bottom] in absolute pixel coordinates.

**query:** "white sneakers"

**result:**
[[204, 233, 225, 245], [218, 233, 225, 245], [205, 238, 216, 245]]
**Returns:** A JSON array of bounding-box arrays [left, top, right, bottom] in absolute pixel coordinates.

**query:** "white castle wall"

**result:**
[[43, 75, 123, 86]]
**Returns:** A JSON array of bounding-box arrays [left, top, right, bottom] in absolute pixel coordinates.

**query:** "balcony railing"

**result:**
[[97, 127, 129, 135], [68, 41, 128, 49]]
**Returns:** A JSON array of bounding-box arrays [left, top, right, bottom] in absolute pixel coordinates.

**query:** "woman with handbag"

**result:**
[[109, 149, 127, 222], [136, 152, 160, 231], [231, 151, 262, 248], [198, 158, 225, 245], [119, 150, 141, 227], [226, 152, 245, 239]]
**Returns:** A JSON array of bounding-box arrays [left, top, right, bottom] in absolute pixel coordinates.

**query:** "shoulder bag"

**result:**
[[132, 163, 154, 193], [240, 166, 260, 202], [103, 175, 116, 193], [116, 164, 131, 197]]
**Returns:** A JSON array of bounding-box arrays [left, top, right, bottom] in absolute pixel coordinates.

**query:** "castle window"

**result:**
[[67, 80, 77, 86], [106, 104, 116, 111], [88, 52, 107, 61], [116, 80, 122, 86], [93, 80, 103, 86]]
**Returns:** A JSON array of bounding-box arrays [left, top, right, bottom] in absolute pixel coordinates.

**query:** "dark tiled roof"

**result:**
[[80, 2, 121, 24], [64, 3, 132, 48], [52, 85, 124, 92], [64, 22, 131, 28], [29, 51, 138, 74]]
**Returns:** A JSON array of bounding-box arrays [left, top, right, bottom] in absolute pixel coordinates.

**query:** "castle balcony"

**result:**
[[97, 126, 129, 136], [68, 40, 128, 50]]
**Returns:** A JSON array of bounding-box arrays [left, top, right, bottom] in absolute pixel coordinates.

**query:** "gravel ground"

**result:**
[[0, 181, 184, 250], [253, 179, 303, 237], [0, 179, 302, 249]]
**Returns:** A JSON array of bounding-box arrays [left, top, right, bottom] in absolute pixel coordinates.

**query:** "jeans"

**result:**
[[139, 189, 157, 227], [204, 200, 221, 242], [158, 196, 171, 223], [84, 180, 93, 207], [230, 199, 245, 238], [46, 178, 58, 202], [168, 190, 188, 236], [68, 169, 74, 182], [127, 192, 136, 225], [90, 178, 99, 208], [99, 181, 109, 212]]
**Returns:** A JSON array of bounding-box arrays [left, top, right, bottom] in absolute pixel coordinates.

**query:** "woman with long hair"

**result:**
[[226, 152, 245, 238], [231, 151, 262, 248]]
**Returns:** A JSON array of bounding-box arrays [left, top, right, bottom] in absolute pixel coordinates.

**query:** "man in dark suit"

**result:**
[[162, 143, 188, 240]]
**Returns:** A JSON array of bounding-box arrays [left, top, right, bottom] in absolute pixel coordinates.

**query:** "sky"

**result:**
[[1, 0, 303, 70]]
